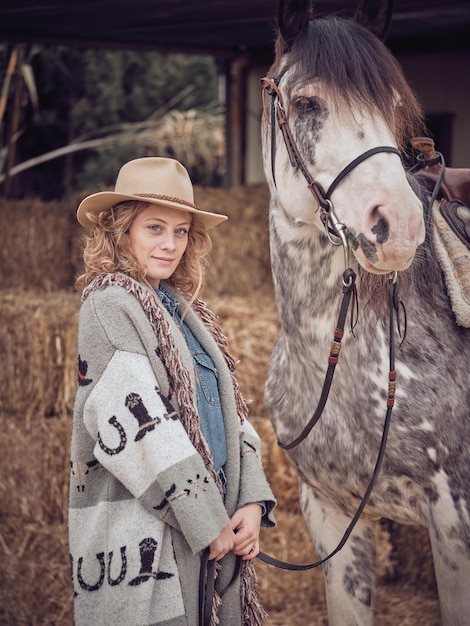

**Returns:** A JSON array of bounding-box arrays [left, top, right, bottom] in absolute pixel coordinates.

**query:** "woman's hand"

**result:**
[[208, 525, 236, 561], [230, 503, 262, 561]]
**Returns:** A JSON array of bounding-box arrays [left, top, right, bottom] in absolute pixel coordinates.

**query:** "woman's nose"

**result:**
[[161, 232, 176, 250]]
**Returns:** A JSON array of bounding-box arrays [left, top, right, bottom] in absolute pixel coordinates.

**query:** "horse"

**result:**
[[261, 0, 470, 624]]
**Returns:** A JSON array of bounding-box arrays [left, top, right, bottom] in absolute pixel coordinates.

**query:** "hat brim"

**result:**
[[77, 191, 228, 230]]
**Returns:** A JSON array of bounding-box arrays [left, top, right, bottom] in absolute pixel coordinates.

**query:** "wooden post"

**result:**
[[224, 52, 249, 187]]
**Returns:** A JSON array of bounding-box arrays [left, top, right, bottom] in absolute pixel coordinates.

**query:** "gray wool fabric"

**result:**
[[69, 274, 276, 625]]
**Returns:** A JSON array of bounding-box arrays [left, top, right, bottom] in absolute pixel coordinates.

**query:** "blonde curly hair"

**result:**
[[75, 200, 212, 299]]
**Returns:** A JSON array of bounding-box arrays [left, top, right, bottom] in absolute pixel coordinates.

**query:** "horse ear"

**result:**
[[277, 0, 313, 52], [354, 0, 394, 40]]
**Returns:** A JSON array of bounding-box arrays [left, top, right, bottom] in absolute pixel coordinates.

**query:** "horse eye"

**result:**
[[292, 96, 322, 115]]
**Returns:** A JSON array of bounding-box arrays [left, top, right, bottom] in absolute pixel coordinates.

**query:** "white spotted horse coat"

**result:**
[[261, 0, 470, 624]]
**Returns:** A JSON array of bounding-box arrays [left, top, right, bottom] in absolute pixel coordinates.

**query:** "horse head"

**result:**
[[262, 0, 426, 274]]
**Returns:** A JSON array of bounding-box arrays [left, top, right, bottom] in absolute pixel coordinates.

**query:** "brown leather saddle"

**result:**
[[411, 137, 470, 250], [410, 137, 470, 327]]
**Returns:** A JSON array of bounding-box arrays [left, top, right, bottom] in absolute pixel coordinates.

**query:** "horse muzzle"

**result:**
[[348, 227, 424, 273]]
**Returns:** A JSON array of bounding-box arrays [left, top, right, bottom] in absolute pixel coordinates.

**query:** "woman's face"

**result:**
[[128, 204, 191, 287]]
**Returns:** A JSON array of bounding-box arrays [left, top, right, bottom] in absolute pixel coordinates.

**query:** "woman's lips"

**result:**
[[152, 256, 175, 265]]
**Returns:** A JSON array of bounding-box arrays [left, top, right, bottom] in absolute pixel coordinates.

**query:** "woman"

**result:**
[[69, 157, 276, 626]]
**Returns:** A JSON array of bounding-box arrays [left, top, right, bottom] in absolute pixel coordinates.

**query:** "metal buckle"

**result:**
[[320, 200, 349, 269]]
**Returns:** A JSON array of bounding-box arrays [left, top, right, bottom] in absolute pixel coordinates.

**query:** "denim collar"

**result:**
[[155, 283, 180, 318]]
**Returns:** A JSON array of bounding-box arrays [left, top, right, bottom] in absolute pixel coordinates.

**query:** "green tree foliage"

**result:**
[[1, 43, 220, 199]]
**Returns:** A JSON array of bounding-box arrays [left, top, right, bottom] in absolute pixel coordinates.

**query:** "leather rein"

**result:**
[[255, 68, 404, 571]]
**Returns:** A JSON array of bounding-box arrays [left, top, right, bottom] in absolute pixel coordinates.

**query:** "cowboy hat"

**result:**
[[77, 157, 228, 230]]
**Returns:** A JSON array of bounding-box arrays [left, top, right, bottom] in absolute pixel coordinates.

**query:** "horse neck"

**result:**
[[269, 198, 348, 325]]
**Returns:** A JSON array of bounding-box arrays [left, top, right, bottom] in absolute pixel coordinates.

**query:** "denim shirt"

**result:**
[[155, 285, 228, 474]]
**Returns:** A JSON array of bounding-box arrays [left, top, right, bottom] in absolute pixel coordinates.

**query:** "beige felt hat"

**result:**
[[77, 157, 228, 230]]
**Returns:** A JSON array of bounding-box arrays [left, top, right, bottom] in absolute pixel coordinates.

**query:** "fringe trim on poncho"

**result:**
[[82, 274, 267, 626], [241, 561, 268, 626]]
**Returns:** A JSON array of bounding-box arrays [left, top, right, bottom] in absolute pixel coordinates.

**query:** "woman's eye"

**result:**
[[175, 228, 189, 236], [149, 224, 161, 232]]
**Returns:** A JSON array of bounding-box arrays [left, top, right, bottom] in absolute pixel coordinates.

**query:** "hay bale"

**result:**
[[0, 412, 73, 625], [0, 290, 80, 424], [194, 183, 270, 221], [198, 184, 273, 297], [205, 293, 279, 419], [0, 198, 77, 291], [382, 521, 437, 593]]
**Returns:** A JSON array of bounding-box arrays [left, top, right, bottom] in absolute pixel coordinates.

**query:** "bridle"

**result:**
[[261, 69, 401, 250]]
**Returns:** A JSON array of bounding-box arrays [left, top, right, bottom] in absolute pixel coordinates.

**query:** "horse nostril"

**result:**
[[371, 216, 389, 244]]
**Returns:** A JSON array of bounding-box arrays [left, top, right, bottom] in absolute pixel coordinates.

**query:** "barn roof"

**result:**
[[1, 0, 470, 56]]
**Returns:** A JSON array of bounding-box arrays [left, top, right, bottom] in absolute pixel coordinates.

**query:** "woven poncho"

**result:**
[[69, 274, 276, 625]]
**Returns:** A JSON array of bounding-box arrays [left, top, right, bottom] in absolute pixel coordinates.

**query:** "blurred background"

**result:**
[[1, 0, 470, 200]]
